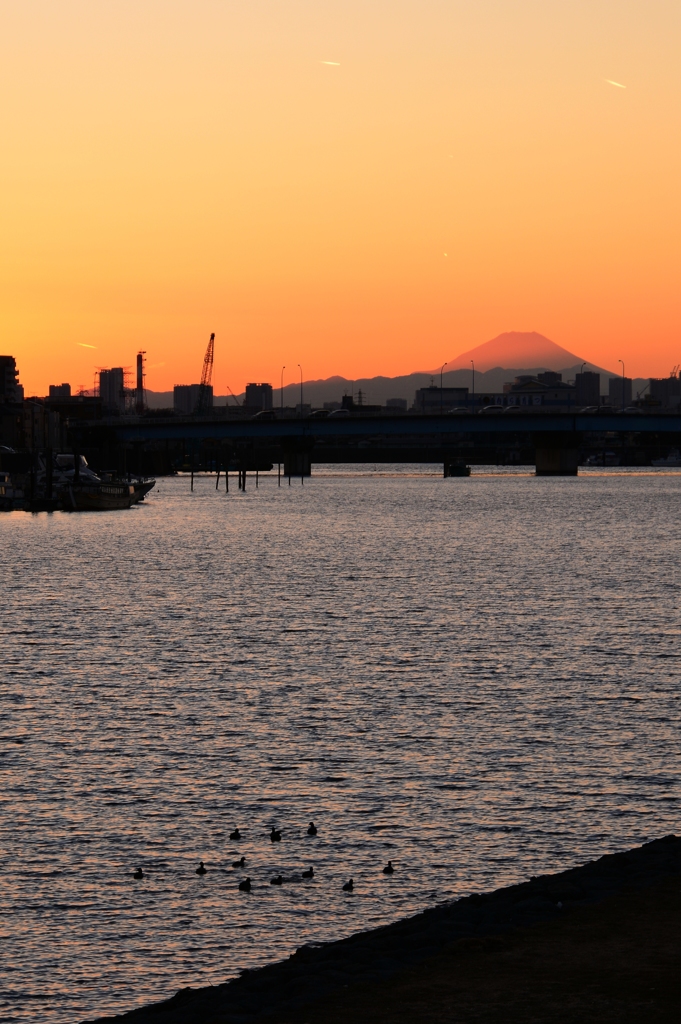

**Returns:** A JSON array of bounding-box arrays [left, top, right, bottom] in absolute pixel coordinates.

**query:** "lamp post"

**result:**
[[298, 364, 303, 416], [281, 366, 285, 411], [471, 360, 475, 412], [440, 362, 448, 414], [618, 359, 625, 411]]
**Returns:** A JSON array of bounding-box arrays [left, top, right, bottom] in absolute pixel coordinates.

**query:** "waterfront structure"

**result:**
[[244, 383, 273, 411]]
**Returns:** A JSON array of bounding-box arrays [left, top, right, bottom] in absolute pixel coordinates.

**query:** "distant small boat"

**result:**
[[651, 450, 681, 467], [585, 452, 620, 467]]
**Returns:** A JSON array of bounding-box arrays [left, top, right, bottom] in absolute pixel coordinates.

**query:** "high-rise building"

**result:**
[[98, 368, 126, 414], [0, 356, 24, 403], [575, 372, 600, 407], [649, 375, 681, 409], [608, 376, 632, 408], [173, 384, 212, 415], [49, 383, 71, 399], [244, 383, 273, 411]]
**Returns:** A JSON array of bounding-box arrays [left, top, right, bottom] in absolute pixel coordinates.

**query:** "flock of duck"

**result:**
[[131, 822, 396, 894]]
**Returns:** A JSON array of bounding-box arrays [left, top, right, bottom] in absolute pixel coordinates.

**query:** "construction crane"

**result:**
[[196, 332, 215, 414]]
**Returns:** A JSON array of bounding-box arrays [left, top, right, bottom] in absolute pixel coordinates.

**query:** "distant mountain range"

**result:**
[[146, 332, 646, 409]]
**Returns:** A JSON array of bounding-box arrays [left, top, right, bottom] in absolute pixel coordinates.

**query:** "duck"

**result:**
[[196, 861, 207, 875], [270, 828, 282, 842], [382, 861, 394, 875], [342, 878, 354, 892], [232, 856, 246, 869], [133, 868, 144, 880], [270, 875, 283, 885], [229, 828, 242, 841], [239, 877, 252, 892], [302, 866, 314, 879], [307, 822, 317, 836]]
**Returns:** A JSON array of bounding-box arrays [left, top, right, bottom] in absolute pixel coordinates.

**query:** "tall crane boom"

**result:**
[[196, 332, 215, 414], [200, 333, 215, 388]]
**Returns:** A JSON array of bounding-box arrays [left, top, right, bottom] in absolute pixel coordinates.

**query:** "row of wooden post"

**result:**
[[190, 461, 302, 491]]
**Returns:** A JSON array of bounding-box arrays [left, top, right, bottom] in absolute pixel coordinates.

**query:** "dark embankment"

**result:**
[[87, 835, 681, 1024]]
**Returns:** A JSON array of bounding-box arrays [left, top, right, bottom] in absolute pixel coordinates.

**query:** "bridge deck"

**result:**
[[100, 412, 681, 443]]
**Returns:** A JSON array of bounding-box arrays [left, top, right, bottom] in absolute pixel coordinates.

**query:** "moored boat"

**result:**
[[65, 481, 137, 511]]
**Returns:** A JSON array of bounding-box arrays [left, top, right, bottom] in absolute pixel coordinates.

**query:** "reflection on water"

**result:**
[[1, 468, 680, 1022]]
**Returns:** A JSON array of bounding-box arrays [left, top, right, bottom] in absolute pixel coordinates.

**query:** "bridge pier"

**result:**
[[443, 461, 471, 477], [535, 433, 579, 476]]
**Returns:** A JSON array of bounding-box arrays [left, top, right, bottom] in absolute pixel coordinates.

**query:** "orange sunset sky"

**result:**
[[2, 0, 681, 395]]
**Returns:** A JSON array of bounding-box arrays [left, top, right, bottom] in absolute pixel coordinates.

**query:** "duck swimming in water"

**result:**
[[307, 822, 317, 836], [270, 828, 282, 842], [196, 861, 207, 875], [133, 868, 144, 880], [270, 875, 283, 885], [229, 828, 242, 841], [342, 878, 354, 892], [302, 866, 314, 879], [382, 861, 394, 875], [239, 877, 252, 892], [232, 856, 246, 869]]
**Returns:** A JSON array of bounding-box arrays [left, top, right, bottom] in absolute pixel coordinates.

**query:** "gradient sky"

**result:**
[[2, 0, 680, 395]]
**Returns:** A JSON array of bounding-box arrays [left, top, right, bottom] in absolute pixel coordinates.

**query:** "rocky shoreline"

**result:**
[[87, 835, 681, 1024]]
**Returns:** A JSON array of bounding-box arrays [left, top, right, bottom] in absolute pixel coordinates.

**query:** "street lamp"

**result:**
[[281, 366, 285, 412], [471, 360, 475, 412], [618, 359, 625, 411], [298, 364, 303, 416], [440, 362, 448, 414]]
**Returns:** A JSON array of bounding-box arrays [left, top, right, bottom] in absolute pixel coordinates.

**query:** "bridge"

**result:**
[[74, 411, 681, 477]]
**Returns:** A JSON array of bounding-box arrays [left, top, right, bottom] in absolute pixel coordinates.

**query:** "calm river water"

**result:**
[[1, 468, 680, 1023]]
